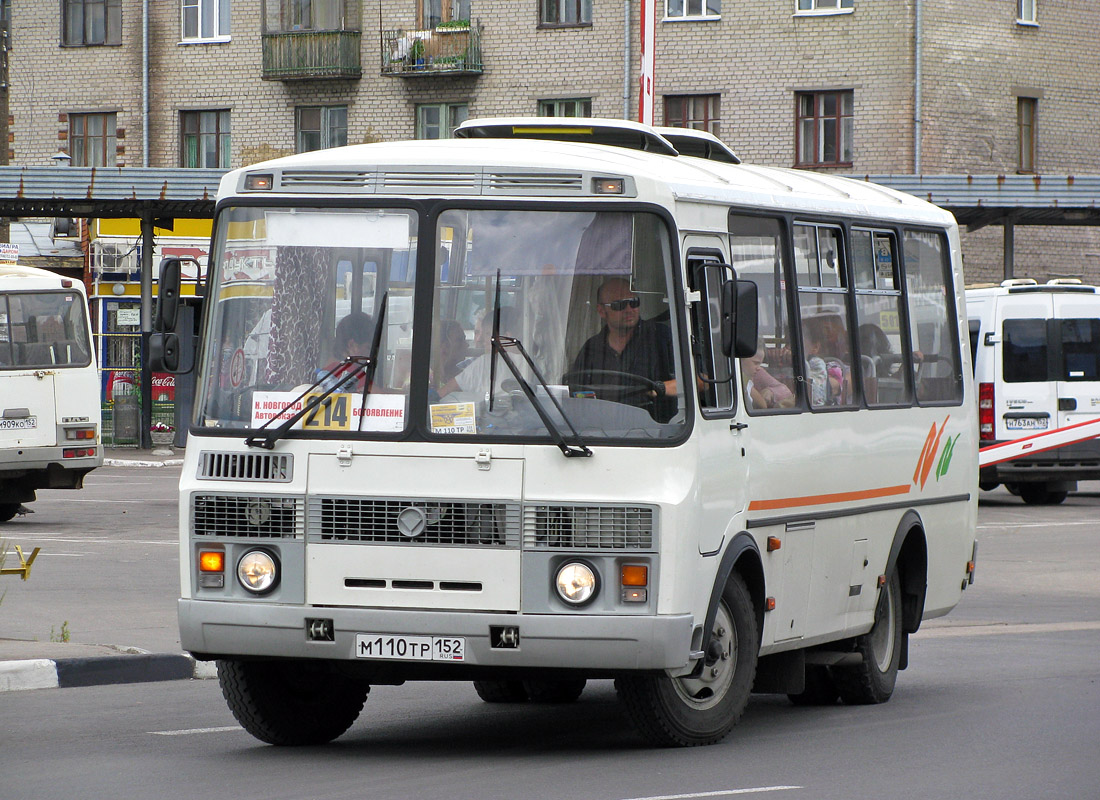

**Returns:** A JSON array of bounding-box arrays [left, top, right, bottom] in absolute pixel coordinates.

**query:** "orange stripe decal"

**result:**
[[748, 484, 912, 512]]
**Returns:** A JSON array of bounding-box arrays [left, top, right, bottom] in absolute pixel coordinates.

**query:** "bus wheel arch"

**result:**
[[888, 511, 929, 644]]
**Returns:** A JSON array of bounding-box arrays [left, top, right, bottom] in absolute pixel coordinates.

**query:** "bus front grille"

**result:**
[[192, 494, 304, 539], [523, 505, 656, 550], [309, 497, 521, 547], [197, 451, 294, 482]]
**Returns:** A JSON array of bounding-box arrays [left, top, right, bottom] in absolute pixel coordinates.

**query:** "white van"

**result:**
[[966, 278, 1100, 504]]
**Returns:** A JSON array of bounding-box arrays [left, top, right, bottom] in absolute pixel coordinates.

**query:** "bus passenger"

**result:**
[[569, 278, 677, 422], [741, 347, 794, 409], [437, 306, 519, 399], [321, 311, 375, 391]]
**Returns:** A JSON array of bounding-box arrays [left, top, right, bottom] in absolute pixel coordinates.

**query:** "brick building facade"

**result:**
[[8, 0, 1100, 283]]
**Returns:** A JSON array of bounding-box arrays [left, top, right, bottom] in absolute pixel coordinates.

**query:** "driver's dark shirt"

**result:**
[[570, 319, 677, 421]]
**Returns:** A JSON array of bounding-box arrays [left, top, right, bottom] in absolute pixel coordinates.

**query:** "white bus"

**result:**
[[158, 118, 978, 747], [0, 264, 101, 522]]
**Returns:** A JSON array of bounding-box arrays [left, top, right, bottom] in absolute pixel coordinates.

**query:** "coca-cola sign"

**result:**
[[152, 373, 176, 402]]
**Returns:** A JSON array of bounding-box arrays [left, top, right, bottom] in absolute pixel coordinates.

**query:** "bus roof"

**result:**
[[222, 119, 955, 228]]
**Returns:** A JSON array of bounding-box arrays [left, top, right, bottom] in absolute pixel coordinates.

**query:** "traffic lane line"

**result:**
[[917, 621, 1100, 638], [617, 788, 802, 800]]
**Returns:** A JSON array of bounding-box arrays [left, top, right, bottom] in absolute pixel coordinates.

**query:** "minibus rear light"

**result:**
[[978, 382, 995, 441], [65, 427, 97, 440], [62, 447, 95, 458]]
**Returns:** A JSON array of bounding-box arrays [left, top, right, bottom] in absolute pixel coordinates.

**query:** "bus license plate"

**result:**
[[1005, 417, 1048, 430], [355, 634, 465, 662], [0, 417, 37, 430]]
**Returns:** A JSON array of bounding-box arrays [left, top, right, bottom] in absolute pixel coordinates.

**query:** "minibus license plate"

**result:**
[[1005, 417, 1047, 430], [355, 634, 465, 662], [0, 417, 36, 430]]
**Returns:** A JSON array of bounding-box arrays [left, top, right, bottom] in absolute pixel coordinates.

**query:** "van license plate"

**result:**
[[0, 417, 37, 430], [1005, 417, 1048, 430], [355, 634, 465, 662]]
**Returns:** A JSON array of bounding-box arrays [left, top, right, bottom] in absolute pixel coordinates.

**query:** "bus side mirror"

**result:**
[[719, 274, 758, 358], [149, 332, 180, 372], [154, 258, 182, 333]]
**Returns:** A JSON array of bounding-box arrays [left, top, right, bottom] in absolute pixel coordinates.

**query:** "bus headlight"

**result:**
[[555, 561, 599, 606], [237, 550, 279, 594]]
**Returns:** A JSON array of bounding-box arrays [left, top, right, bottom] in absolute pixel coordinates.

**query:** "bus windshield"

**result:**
[[196, 205, 687, 442], [427, 208, 685, 441]]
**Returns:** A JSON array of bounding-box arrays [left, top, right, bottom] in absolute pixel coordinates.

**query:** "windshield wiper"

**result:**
[[487, 275, 591, 458], [245, 293, 388, 449]]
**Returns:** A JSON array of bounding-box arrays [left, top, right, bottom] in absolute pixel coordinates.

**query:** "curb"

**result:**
[[0, 653, 216, 692], [103, 458, 186, 468]]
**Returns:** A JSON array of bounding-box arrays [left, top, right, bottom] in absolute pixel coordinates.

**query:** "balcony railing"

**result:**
[[380, 25, 482, 77], [262, 29, 362, 81]]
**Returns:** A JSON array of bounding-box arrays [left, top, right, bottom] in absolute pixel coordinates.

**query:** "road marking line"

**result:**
[[618, 788, 802, 800], [917, 621, 1100, 638], [977, 520, 1099, 529], [150, 726, 242, 736]]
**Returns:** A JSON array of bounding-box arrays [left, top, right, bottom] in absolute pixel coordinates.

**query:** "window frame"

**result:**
[[1017, 0, 1037, 25], [179, 109, 232, 168], [416, 103, 469, 140], [539, 0, 592, 28], [296, 105, 348, 153], [794, 0, 853, 15], [664, 0, 721, 22], [1017, 96, 1037, 174], [68, 112, 118, 167], [181, 0, 231, 42], [795, 90, 853, 168], [61, 0, 122, 46], [664, 94, 721, 137], [538, 98, 592, 118]]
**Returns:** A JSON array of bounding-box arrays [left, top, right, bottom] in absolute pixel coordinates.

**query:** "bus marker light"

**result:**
[[593, 178, 625, 195], [244, 173, 274, 190], [878, 574, 887, 587], [764, 597, 776, 612], [621, 564, 648, 586], [622, 587, 647, 603], [767, 536, 781, 552]]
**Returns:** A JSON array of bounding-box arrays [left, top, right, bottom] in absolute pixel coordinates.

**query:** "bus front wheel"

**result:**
[[615, 573, 758, 747], [217, 659, 369, 746], [832, 570, 902, 705]]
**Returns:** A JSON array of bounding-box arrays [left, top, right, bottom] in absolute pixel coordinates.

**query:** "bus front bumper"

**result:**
[[179, 599, 695, 673]]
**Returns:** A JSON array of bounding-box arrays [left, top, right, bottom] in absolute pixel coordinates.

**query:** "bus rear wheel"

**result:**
[[832, 571, 902, 705], [217, 659, 369, 745], [616, 573, 758, 747]]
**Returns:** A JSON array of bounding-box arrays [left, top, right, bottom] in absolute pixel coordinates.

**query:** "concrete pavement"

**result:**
[[1, 446, 209, 692]]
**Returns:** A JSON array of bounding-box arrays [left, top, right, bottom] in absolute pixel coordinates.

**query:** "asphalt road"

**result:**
[[1, 468, 1098, 800]]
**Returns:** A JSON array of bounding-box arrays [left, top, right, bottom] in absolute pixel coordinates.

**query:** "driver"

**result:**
[[569, 278, 677, 421]]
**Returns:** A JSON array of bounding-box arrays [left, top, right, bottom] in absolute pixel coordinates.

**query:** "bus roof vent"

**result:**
[[379, 170, 481, 193], [1046, 278, 1083, 285], [455, 117, 680, 157], [280, 170, 373, 190], [654, 126, 741, 163], [1000, 278, 1038, 287], [486, 172, 585, 194]]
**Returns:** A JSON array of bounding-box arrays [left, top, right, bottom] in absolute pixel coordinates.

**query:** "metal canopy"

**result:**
[[0, 166, 224, 218]]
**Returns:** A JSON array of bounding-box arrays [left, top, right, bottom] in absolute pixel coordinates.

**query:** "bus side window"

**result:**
[[728, 213, 798, 413], [853, 229, 911, 407], [903, 230, 963, 404]]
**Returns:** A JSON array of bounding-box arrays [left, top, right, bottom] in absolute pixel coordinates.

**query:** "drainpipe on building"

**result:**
[[914, 0, 923, 174], [142, 0, 149, 167], [622, 1, 632, 120]]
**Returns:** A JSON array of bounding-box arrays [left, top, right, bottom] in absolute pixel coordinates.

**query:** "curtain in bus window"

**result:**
[[1002, 318, 1047, 383], [1060, 319, 1100, 381], [265, 246, 326, 384], [903, 231, 962, 403]]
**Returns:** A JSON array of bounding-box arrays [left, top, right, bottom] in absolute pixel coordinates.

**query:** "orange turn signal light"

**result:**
[[621, 565, 648, 587], [199, 551, 225, 573]]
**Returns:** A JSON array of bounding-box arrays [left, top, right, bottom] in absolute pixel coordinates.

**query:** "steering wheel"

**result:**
[[562, 369, 663, 403]]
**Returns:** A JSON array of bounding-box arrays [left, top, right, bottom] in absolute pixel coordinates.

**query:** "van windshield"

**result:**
[[0, 291, 91, 369]]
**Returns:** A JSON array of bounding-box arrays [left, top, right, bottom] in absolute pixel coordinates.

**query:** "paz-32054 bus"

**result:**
[[155, 118, 977, 747]]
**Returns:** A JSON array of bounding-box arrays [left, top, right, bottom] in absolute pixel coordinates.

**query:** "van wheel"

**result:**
[[523, 679, 587, 703], [832, 571, 902, 705], [472, 680, 528, 703], [0, 503, 20, 522], [616, 573, 758, 747], [978, 481, 999, 492], [1020, 485, 1068, 505], [218, 659, 368, 745]]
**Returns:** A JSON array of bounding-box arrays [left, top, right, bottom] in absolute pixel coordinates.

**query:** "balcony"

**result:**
[[381, 24, 482, 77], [262, 29, 362, 81]]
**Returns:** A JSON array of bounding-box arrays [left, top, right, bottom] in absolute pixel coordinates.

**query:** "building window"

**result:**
[[297, 106, 348, 152], [796, 91, 853, 167], [1017, 0, 1037, 24], [540, 0, 592, 26], [664, 95, 720, 136], [62, 0, 122, 46], [796, 0, 853, 11], [539, 98, 592, 118], [282, 0, 347, 30], [182, 0, 230, 40], [69, 113, 117, 167], [180, 110, 231, 168], [419, 0, 470, 28], [666, 0, 720, 20], [1017, 97, 1036, 173], [417, 103, 468, 140]]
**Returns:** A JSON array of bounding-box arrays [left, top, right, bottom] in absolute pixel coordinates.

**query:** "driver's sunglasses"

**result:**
[[601, 297, 641, 311]]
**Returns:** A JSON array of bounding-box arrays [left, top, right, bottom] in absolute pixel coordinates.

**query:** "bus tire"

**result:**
[[0, 503, 20, 522], [787, 664, 839, 706], [472, 680, 528, 703], [217, 659, 368, 746], [522, 679, 587, 703], [832, 571, 902, 705], [615, 573, 758, 747]]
